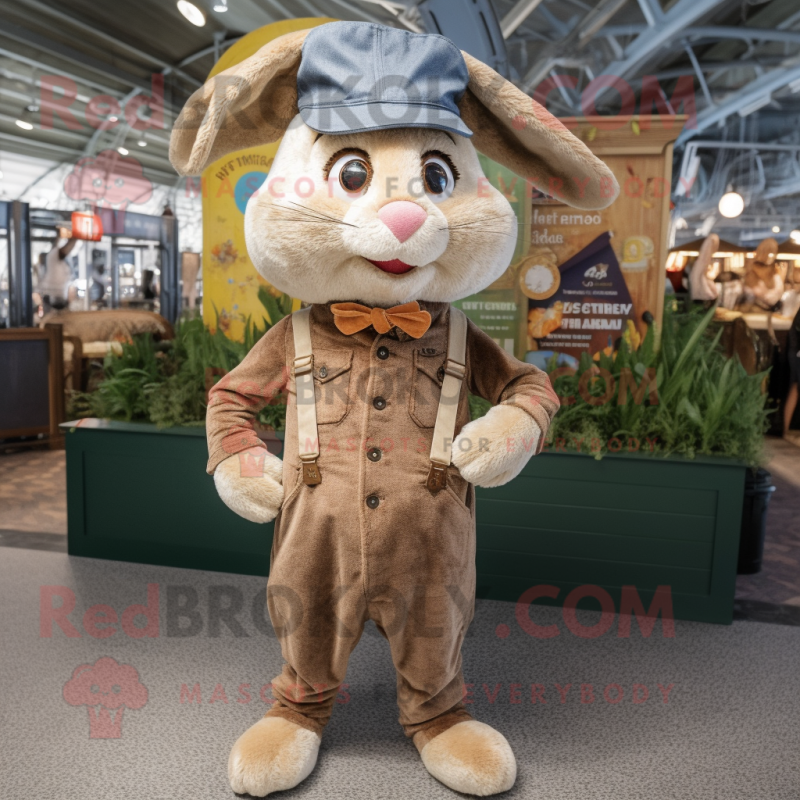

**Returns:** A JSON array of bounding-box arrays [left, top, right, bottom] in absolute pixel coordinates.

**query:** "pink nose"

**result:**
[[378, 201, 427, 243]]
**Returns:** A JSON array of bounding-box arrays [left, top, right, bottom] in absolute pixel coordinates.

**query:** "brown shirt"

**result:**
[[206, 302, 558, 484]]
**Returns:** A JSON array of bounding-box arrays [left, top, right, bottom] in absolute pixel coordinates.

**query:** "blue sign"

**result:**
[[234, 171, 268, 215]]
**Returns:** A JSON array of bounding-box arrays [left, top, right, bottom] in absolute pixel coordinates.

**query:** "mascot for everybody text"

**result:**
[[171, 21, 618, 797]]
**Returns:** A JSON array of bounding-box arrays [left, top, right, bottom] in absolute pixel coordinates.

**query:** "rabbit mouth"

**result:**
[[365, 258, 416, 275]]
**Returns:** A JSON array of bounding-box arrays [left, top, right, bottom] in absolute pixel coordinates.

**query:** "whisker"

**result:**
[[284, 201, 359, 228], [271, 217, 352, 225], [442, 227, 516, 237]]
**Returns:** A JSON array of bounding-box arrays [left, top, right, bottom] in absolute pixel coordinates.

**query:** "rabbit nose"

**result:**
[[378, 201, 427, 242]]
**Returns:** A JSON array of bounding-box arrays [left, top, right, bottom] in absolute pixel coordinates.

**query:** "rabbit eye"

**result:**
[[327, 151, 372, 202], [340, 160, 369, 193], [422, 156, 455, 203]]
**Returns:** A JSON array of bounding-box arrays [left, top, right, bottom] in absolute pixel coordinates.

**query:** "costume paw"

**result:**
[[452, 405, 540, 488], [228, 716, 320, 797], [420, 720, 516, 796], [214, 447, 284, 523]]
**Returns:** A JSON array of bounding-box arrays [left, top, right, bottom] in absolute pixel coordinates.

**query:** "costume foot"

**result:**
[[420, 720, 516, 796], [228, 716, 320, 797]]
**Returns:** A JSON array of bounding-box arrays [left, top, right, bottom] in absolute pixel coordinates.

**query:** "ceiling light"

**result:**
[[137, 139, 147, 147], [15, 103, 38, 131], [117, 146, 129, 155], [178, 0, 206, 26], [718, 191, 744, 219], [791, 230, 800, 243], [213, 0, 228, 10], [772, 226, 780, 233]]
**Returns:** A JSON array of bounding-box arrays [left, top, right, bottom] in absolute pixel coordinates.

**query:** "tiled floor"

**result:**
[[0, 449, 66, 535], [736, 437, 800, 608], [1, 440, 799, 612]]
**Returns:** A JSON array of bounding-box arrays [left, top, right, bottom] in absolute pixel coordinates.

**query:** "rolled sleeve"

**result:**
[[464, 318, 559, 452], [206, 316, 291, 474]]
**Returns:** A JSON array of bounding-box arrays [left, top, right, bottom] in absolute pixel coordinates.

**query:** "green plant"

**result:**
[[539, 304, 771, 466], [75, 297, 770, 465], [70, 292, 292, 430]]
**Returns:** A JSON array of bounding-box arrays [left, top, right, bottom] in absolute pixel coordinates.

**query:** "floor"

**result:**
[[0, 547, 798, 800], [1, 439, 799, 797], [734, 438, 800, 623], [0, 448, 67, 534]]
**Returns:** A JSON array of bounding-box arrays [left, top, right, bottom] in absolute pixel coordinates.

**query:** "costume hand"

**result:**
[[451, 405, 541, 488], [213, 446, 284, 523]]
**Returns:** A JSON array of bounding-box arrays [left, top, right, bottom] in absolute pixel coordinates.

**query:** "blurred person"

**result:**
[[689, 234, 720, 305], [741, 238, 784, 311], [40, 227, 79, 311], [786, 305, 800, 441]]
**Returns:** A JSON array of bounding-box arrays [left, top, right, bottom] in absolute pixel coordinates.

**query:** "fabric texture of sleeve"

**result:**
[[205, 315, 291, 474], [464, 317, 559, 452]]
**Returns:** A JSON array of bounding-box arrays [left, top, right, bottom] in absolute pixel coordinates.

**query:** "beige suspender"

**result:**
[[292, 305, 468, 491], [292, 307, 322, 485], [426, 307, 467, 493]]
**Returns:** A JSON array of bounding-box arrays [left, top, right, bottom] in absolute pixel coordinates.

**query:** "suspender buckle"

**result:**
[[426, 461, 448, 494], [444, 359, 466, 380], [301, 457, 322, 485], [293, 354, 313, 377]]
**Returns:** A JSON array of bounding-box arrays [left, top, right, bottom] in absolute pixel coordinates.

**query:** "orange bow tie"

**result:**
[[330, 301, 431, 339]]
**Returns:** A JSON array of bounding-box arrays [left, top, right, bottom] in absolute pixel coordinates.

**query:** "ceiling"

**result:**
[[1, 0, 799, 246]]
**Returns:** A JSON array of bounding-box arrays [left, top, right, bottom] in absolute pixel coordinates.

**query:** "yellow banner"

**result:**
[[201, 18, 333, 340]]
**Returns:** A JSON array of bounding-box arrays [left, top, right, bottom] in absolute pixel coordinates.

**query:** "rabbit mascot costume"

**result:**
[[171, 21, 618, 797]]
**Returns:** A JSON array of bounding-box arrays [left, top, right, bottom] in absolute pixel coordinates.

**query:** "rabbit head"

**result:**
[[171, 25, 619, 307]]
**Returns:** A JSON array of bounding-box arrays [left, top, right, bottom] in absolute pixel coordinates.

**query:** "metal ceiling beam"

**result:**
[[576, 0, 630, 46], [595, 0, 729, 82], [635, 0, 662, 27], [677, 63, 800, 145], [500, 0, 545, 39], [13, 0, 201, 88], [0, 23, 154, 93], [0, 45, 132, 100], [177, 37, 244, 69], [521, 0, 634, 93], [599, 24, 800, 49], [683, 26, 800, 46], [350, 0, 422, 31]]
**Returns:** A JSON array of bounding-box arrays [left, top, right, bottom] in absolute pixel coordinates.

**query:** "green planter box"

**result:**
[[64, 421, 746, 624], [63, 420, 276, 577], [475, 449, 745, 625]]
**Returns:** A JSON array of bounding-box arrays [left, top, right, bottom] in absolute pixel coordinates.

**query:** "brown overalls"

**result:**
[[206, 301, 558, 746]]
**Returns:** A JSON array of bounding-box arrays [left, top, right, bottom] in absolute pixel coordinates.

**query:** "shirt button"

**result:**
[[373, 396, 386, 410], [377, 346, 390, 360], [366, 495, 380, 509], [318, 366, 328, 378], [367, 447, 382, 462]]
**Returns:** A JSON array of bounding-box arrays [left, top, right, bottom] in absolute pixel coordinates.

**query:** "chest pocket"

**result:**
[[312, 348, 353, 425], [409, 347, 445, 428]]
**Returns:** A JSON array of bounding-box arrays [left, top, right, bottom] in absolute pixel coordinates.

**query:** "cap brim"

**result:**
[[299, 102, 472, 138]]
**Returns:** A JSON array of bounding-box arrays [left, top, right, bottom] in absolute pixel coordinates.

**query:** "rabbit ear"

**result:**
[[169, 30, 308, 176], [458, 52, 619, 210]]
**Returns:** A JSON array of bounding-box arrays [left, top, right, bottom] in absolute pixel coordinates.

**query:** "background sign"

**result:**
[[202, 18, 332, 340]]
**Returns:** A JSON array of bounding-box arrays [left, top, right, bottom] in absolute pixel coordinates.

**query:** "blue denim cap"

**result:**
[[297, 22, 472, 138]]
